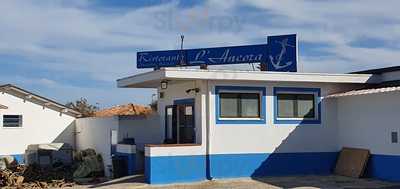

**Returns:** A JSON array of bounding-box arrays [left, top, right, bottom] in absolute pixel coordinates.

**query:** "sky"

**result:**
[[0, 0, 400, 108]]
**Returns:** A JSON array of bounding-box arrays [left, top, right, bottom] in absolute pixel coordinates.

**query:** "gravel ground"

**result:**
[[72, 175, 400, 189]]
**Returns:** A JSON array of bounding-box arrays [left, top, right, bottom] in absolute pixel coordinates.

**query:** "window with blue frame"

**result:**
[[274, 87, 321, 124], [215, 86, 266, 124]]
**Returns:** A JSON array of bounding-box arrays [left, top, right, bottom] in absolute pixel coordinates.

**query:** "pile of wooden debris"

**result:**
[[0, 148, 106, 188], [0, 164, 74, 188]]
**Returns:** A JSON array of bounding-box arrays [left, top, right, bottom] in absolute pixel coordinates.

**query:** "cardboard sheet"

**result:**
[[334, 147, 370, 178]]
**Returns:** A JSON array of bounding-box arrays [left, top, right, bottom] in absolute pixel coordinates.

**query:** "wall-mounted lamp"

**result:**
[[161, 80, 168, 89], [186, 88, 200, 94]]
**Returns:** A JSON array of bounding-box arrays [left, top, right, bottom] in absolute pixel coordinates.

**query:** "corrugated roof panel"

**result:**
[[327, 86, 400, 98]]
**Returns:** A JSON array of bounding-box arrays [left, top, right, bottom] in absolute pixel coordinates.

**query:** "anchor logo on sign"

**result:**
[[269, 38, 295, 70]]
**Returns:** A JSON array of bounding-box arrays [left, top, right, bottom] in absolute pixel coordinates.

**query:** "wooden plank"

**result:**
[[334, 147, 370, 178]]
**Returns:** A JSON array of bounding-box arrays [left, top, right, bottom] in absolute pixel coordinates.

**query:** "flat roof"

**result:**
[[117, 68, 378, 88]]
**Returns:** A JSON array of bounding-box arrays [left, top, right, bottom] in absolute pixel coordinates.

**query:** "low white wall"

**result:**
[[0, 92, 76, 156], [337, 91, 400, 155], [145, 145, 204, 157], [118, 114, 163, 150], [75, 117, 118, 177]]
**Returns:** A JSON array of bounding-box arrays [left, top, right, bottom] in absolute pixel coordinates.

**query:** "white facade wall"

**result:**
[[75, 117, 118, 177], [208, 81, 356, 155], [337, 91, 400, 155], [118, 114, 163, 149], [150, 80, 207, 156], [153, 80, 360, 156], [0, 92, 76, 156]]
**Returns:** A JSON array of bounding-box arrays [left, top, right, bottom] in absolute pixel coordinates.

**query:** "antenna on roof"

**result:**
[[180, 35, 184, 51], [179, 35, 186, 67]]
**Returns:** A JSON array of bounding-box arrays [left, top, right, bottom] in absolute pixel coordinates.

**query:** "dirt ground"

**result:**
[[72, 175, 400, 189]]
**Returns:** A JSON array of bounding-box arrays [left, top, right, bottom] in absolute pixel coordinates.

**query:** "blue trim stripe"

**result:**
[[273, 87, 322, 125], [145, 155, 207, 184], [366, 154, 400, 182], [215, 86, 266, 124], [12, 154, 24, 164], [210, 152, 337, 178], [173, 98, 195, 105], [0, 154, 24, 164], [145, 152, 338, 184]]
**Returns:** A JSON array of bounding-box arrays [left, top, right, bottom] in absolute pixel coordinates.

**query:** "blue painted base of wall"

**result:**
[[13, 154, 24, 164], [0, 154, 24, 164], [145, 155, 207, 184], [211, 152, 338, 179], [366, 154, 400, 182], [145, 152, 338, 184]]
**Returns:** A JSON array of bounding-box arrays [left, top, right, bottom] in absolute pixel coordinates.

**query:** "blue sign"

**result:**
[[137, 34, 297, 72], [266, 34, 297, 72]]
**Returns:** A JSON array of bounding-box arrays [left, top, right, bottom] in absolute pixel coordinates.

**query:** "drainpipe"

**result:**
[[205, 80, 212, 180]]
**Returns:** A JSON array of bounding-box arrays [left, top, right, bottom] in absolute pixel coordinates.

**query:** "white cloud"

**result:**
[[238, 0, 400, 71], [0, 0, 399, 106]]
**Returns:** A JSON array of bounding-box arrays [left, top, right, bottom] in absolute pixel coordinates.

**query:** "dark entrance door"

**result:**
[[164, 99, 195, 144]]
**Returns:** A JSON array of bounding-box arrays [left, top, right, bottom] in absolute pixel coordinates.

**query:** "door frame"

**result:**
[[164, 105, 173, 141], [170, 98, 197, 143]]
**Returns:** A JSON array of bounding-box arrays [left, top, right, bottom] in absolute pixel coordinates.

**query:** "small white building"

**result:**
[[117, 66, 400, 184], [0, 84, 81, 162], [75, 114, 162, 177]]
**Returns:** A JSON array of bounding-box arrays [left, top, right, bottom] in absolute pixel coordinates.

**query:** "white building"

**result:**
[[75, 114, 162, 177], [0, 84, 81, 162], [117, 66, 400, 184]]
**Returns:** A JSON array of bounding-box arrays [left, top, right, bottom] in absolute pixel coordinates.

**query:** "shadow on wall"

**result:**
[[248, 98, 338, 182], [87, 175, 146, 188], [14, 121, 76, 164], [247, 98, 400, 187], [205, 97, 341, 185], [52, 121, 76, 149]]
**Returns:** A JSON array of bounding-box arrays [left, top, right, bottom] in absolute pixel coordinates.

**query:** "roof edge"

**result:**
[[0, 84, 81, 117], [351, 65, 400, 74], [327, 86, 400, 98]]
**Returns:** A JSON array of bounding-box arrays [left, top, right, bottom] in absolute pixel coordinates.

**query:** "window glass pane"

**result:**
[[167, 108, 173, 115], [111, 130, 118, 145], [3, 115, 22, 127], [240, 93, 260, 117], [297, 94, 315, 118], [166, 107, 173, 139], [185, 106, 193, 115], [178, 106, 185, 127], [220, 93, 239, 117], [184, 106, 194, 127], [277, 94, 295, 118]]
